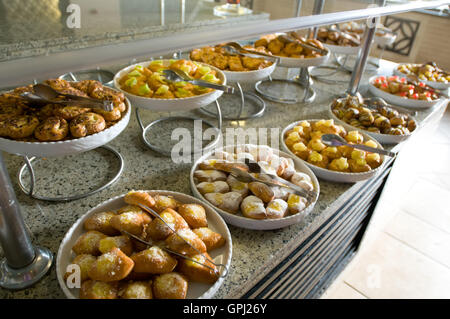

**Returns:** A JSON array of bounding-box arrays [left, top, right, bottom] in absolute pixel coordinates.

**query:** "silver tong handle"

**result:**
[[189, 79, 235, 94], [262, 173, 318, 201]]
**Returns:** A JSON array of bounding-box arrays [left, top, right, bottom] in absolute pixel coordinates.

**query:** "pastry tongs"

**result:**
[[123, 204, 228, 279]]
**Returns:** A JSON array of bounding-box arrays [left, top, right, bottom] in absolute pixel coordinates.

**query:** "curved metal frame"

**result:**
[[310, 53, 353, 84], [17, 145, 124, 202], [136, 100, 223, 157]]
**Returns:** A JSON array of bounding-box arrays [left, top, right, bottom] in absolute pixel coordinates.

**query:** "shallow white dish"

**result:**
[[327, 104, 416, 145], [275, 49, 330, 68], [222, 62, 276, 83], [393, 64, 450, 90], [113, 60, 226, 112], [323, 43, 361, 55], [281, 119, 386, 183], [190, 144, 320, 231], [368, 75, 443, 109], [56, 190, 232, 299], [0, 96, 131, 158]]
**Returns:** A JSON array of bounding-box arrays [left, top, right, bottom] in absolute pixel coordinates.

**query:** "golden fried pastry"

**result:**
[[0, 115, 39, 139], [291, 142, 312, 161], [72, 230, 107, 256], [204, 192, 243, 214], [64, 254, 96, 282], [33, 116, 68, 141], [321, 146, 342, 160], [192, 227, 225, 251], [248, 182, 275, 203], [88, 247, 134, 282], [94, 107, 122, 122], [69, 112, 106, 138], [124, 191, 156, 208], [178, 252, 218, 284], [165, 228, 207, 256], [99, 235, 133, 256], [366, 153, 382, 169], [111, 211, 149, 237], [119, 280, 153, 299], [228, 56, 245, 71], [348, 158, 371, 173], [152, 195, 179, 213], [241, 195, 267, 219], [53, 106, 91, 120], [83, 211, 120, 236], [290, 172, 314, 191], [287, 194, 307, 215], [196, 181, 230, 195], [117, 205, 144, 214], [131, 246, 177, 274], [153, 272, 188, 299], [80, 280, 118, 299], [226, 175, 249, 197], [146, 208, 189, 241], [177, 204, 207, 229], [307, 151, 329, 169], [329, 157, 350, 172], [345, 130, 364, 144], [265, 199, 288, 219], [194, 169, 227, 182]]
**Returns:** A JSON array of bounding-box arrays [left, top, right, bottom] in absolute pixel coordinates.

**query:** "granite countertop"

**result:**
[[0, 58, 447, 299], [0, 0, 269, 62]]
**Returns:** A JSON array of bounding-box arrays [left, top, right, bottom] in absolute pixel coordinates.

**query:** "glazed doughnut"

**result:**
[[0, 115, 39, 139], [94, 107, 122, 122], [146, 208, 189, 241], [196, 181, 230, 195], [177, 204, 208, 229], [152, 272, 188, 299], [165, 228, 207, 255], [149, 195, 178, 213], [98, 235, 134, 256], [248, 182, 275, 203], [131, 246, 177, 274], [88, 248, 134, 282], [287, 193, 307, 215], [80, 280, 118, 299], [124, 191, 156, 208], [110, 211, 149, 237], [69, 112, 106, 138], [34, 116, 69, 141], [119, 281, 153, 299], [53, 106, 91, 120], [192, 227, 225, 251], [241, 195, 266, 219], [178, 252, 218, 284], [265, 198, 288, 219], [64, 254, 96, 282], [72, 230, 107, 256], [83, 211, 120, 236]]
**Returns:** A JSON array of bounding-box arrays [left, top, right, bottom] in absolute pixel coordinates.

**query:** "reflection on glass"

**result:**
[[213, 0, 253, 17]]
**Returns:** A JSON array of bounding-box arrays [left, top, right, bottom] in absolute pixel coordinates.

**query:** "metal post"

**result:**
[[295, 0, 302, 17], [0, 152, 53, 289], [308, 0, 325, 39], [346, 18, 377, 96]]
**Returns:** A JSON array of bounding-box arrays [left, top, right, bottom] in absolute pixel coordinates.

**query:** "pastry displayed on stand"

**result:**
[[329, 94, 418, 144], [242, 33, 330, 104], [281, 119, 393, 183], [114, 59, 232, 156], [369, 75, 444, 109], [190, 144, 320, 230], [0, 78, 131, 201], [394, 62, 450, 90], [189, 44, 277, 120], [56, 190, 232, 299]]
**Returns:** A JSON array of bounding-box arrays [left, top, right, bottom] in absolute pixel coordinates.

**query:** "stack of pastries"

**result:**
[[0, 79, 127, 142], [193, 145, 315, 220], [284, 119, 383, 173], [190, 45, 273, 72], [66, 191, 226, 299], [244, 34, 327, 59], [331, 95, 417, 135]]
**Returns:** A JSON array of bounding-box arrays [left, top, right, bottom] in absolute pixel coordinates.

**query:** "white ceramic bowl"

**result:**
[[190, 144, 320, 231], [281, 119, 386, 183], [222, 62, 276, 83], [113, 60, 226, 112], [0, 96, 131, 157], [275, 49, 330, 68], [393, 64, 450, 90], [327, 104, 416, 145], [374, 33, 397, 46], [368, 75, 443, 109], [56, 190, 232, 299], [324, 43, 361, 55]]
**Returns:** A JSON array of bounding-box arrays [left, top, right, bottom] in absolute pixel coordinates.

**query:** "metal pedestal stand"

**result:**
[[136, 100, 223, 157], [310, 53, 354, 84], [0, 153, 53, 290], [199, 82, 265, 120], [255, 67, 316, 104], [16, 145, 124, 202]]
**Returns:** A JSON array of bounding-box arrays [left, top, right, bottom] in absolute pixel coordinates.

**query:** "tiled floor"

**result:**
[[321, 106, 450, 299]]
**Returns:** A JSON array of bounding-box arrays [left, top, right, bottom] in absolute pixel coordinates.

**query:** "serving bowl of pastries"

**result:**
[[0, 79, 130, 157], [369, 75, 443, 109], [189, 45, 276, 83], [190, 144, 320, 230], [281, 119, 385, 183], [316, 26, 361, 55], [243, 33, 330, 68], [340, 21, 397, 46], [56, 190, 232, 299], [113, 59, 226, 111], [329, 94, 418, 144], [394, 62, 450, 90]]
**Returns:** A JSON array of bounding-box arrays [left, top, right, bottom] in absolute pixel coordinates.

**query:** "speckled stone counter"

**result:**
[[0, 58, 447, 299]]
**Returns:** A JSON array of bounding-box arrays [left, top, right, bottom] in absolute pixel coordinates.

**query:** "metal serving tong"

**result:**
[[321, 134, 396, 157], [282, 32, 329, 56], [20, 83, 114, 111], [162, 69, 234, 94], [230, 158, 318, 202], [128, 203, 228, 279], [222, 44, 280, 64], [223, 42, 280, 63], [327, 25, 361, 46]]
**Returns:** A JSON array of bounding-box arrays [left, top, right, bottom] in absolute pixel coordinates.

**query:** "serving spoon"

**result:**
[[321, 133, 396, 157], [162, 69, 234, 94]]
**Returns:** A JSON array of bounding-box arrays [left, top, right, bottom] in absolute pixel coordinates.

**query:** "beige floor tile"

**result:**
[[343, 232, 450, 298], [321, 281, 367, 299], [384, 210, 450, 267]]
